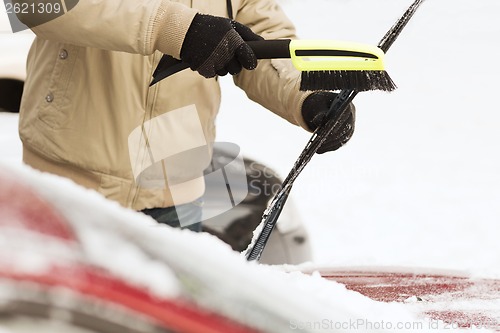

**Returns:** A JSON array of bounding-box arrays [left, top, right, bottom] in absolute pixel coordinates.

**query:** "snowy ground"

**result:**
[[1, 0, 500, 279]]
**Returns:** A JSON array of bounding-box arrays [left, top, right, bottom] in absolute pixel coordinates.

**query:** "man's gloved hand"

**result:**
[[180, 14, 263, 78], [301, 91, 356, 154]]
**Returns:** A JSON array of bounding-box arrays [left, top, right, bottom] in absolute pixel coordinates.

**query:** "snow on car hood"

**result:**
[[0, 161, 456, 333]]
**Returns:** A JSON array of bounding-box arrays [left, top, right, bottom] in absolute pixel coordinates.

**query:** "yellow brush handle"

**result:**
[[289, 40, 386, 71], [247, 39, 386, 71]]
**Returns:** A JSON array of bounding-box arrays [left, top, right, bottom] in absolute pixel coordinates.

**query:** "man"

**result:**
[[15, 0, 355, 230]]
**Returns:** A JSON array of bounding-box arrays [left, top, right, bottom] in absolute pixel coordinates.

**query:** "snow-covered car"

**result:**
[[3, 163, 496, 333], [0, 163, 444, 333]]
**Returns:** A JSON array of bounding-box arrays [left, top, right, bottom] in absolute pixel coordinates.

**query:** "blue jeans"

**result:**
[[141, 198, 203, 232]]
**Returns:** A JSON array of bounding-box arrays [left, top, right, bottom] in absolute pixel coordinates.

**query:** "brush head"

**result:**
[[300, 70, 397, 92]]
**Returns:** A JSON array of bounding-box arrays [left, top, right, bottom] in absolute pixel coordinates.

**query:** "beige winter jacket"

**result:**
[[16, 0, 311, 210]]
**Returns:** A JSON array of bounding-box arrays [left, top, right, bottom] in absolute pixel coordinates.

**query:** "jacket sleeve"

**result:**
[[233, 0, 311, 129], [12, 0, 197, 58]]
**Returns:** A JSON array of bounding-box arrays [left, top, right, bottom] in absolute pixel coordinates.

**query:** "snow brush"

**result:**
[[245, 0, 426, 262], [149, 39, 396, 92]]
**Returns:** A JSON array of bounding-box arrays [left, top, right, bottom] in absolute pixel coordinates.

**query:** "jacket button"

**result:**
[[45, 93, 54, 103], [59, 49, 68, 60]]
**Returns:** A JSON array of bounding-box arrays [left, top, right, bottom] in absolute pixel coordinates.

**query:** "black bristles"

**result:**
[[300, 70, 397, 92]]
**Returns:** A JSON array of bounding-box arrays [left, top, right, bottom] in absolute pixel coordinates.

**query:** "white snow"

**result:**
[[1, 0, 500, 331], [1, 162, 466, 333]]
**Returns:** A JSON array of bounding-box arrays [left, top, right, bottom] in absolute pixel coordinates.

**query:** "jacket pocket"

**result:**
[[37, 43, 79, 129]]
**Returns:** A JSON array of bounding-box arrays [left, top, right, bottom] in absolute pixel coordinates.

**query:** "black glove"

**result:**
[[301, 92, 356, 154], [180, 14, 263, 78]]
